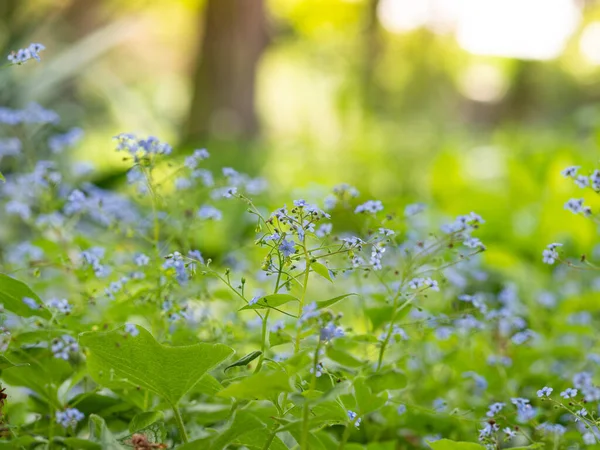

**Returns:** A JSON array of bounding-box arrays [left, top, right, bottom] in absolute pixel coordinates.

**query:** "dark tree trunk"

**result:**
[[185, 0, 267, 142]]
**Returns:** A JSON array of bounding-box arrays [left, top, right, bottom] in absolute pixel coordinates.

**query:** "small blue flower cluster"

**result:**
[[7, 43, 45, 64]]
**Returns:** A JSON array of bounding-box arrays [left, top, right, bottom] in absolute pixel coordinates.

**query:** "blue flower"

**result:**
[[56, 408, 84, 428], [23, 297, 40, 310], [299, 302, 319, 323], [347, 410, 361, 427], [279, 239, 296, 258], [124, 323, 139, 337], [48, 127, 83, 154], [561, 166, 580, 178], [560, 388, 578, 399], [354, 200, 383, 214], [320, 322, 344, 341], [51, 335, 79, 360], [404, 203, 426, 216], [46, 298, 72, 314], [537, 386, 553, 398], [486, 402, 505, 417], [198, 205, 223, 221], [134, 253, 150, 267], [7, 43, 45, 65], [564, 198, 584, 214]]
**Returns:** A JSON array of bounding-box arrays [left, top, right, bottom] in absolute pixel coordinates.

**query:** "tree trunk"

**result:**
[[185, 0, 267, 142]]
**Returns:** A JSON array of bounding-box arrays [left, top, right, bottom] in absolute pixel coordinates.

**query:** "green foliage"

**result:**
[[427, 440, 485, 450], [0, 273, 51, 319], [80, 326, 233, 406]]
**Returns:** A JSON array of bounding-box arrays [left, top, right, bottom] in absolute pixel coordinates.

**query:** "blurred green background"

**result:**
[[2, 0, 600, 273]]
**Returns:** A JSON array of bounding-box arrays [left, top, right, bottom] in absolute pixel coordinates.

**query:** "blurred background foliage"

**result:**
[[2, 0, 600, 275]]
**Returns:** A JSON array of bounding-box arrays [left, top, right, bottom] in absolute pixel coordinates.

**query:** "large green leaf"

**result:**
[[354, 377, 387, 415], [80, 326, 233, 405], [240, 294, 299, 311], [427, 440, 485, 450], [366, 369, 407, 392], [217, 370, 293, 400], [326, 346, 364, 368], [0, 273, 51, 319]]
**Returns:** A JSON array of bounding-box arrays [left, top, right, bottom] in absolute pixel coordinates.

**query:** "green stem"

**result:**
[[301, 340, 321, 450], [338, 424, 352, 450], [294, 238, 311, 354], [254, 309, 270, 373], [376, 291, 417, 371], [262, 426, 278, 450], [255, 255, 282, 373], [172, 404, 189, 444]]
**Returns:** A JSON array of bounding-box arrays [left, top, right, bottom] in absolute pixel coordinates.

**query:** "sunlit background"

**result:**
[[3, 0, 600, 273]]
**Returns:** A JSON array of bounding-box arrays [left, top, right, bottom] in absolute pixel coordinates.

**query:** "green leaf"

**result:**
[[316, 293, 357, 310], [0, 273, 51, 319], [311, 262, 333, 282], [326, 347, 364, 368], [354, 377, 387, 415], [193, 374, 223, 396], [269, 331, 292, 347], [1, 349, 72, 406], [80, 326, 233, 405], [218, 370, 293, 400], [427, 440, 485, 450], [224, 351, 262, 371], [240, 294, 299, 311], [367, 442, 397, 450], [286, 422, 328, 450], [0, 355, 27, 370], [88, 414, 125, 450], [0, 171, 4, 183], [179, 411, 272, 450], [64, 437, 102, 449], [365, 306, 395, 330], [235, 428, 288, 450], [129, 411, 164, 433], [0, 436, 42, 448], [508, 446, 544, 450], [366, 369, 408, 393]]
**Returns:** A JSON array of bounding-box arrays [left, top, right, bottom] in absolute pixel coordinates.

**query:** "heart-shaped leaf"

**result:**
[[80, 326, 233, 406], [0, 273, 51, 319]]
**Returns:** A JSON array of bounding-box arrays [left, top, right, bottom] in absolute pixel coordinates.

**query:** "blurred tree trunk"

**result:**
[[185, 0, 268, 142], [361, 0, 382, 111]]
